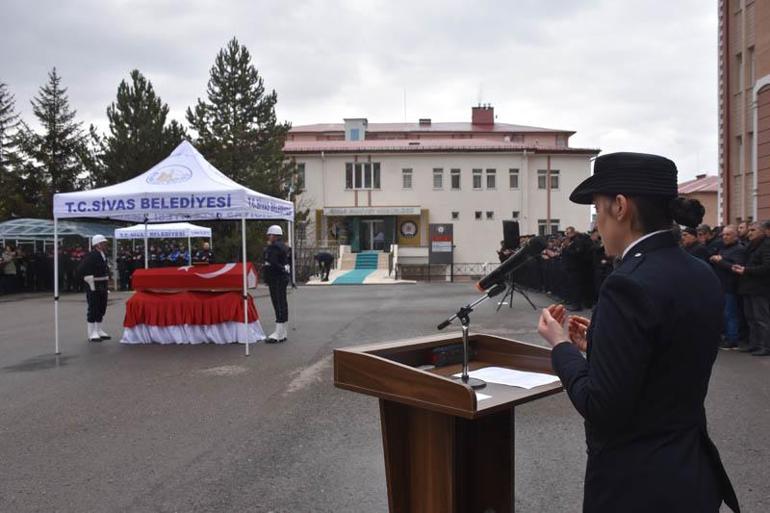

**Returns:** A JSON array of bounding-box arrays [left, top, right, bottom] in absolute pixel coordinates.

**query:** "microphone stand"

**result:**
[[437, 283, 506, 389], [495, 258, 539, 312]]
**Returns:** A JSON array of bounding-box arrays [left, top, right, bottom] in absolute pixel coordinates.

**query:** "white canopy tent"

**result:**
[[115, 222, 213, 266], [53, 141, 294, 356]]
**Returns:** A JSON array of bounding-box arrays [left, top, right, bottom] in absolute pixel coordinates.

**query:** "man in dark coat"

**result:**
[[78, 235, 111, 342], [192, 242, 214, 265], [681, 226, 709, 260], [263, 225, 290, 343], [732, 222, 770, 356], [709, 225, 746, 349], [561, 226, 592, 310], [314, 251, 334, 282], [537, 152, 739, 513]]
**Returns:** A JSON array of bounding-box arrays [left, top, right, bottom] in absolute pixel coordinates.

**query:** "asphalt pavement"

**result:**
[[0, 284, 767, 512]]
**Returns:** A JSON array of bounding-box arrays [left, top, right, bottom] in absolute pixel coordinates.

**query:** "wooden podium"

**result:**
[[334, 332, 563, 513]]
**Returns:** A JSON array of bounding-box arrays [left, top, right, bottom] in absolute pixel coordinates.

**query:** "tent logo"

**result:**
[[146, 165, 193, 185]]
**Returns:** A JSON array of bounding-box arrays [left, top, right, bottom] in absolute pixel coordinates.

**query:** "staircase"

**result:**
[[332, 251, 385, 285], [354, 252, 380, 270]]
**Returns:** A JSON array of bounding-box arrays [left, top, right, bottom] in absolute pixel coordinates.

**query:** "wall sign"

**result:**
[[399, 221, 418, 238], [429, 223, 454, 264]]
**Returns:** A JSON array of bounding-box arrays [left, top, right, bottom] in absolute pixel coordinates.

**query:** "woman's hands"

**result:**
[[537, 304, 589, 352]]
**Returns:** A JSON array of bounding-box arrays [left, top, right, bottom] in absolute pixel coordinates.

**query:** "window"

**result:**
[[402, 168, 413, 189], [433, 168, 443, 189], [512, 211, 520, 219], [486, 211, 494, 220], [451, 211, 459, 220], [472, 169, 482, 189], [345, 162, 381, 189], [550, 170, 560, 189], [295, 163, 305, 191], [749, 47, 755, 84], [350, 128, 360, 141], [537, 169, 560, 189], [737, 52, 743, 91], [486, 169, 496, 189], [538, 219, 560, 236], [475, 211, 482, 220], [451, 169, 461, 190], [346, 163, 354, 189], [509, 169, 519, 189]]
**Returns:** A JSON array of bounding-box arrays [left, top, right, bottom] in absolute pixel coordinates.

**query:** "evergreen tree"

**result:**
[[0, 82, 21, 174], [16, 68, 89, 217], [0, 82, 23, 219], [186, 38, 298, 260], [99, 69, 187, 185], [186, 37, 294, 196]]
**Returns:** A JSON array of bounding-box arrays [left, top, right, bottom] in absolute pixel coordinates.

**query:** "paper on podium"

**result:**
[[454, 366, 560, 390]]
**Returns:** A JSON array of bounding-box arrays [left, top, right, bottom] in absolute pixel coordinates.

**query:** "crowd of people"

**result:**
[[0, 240, 215, 295], [502, 227, 613, 312], [505, 219, 770, 357]]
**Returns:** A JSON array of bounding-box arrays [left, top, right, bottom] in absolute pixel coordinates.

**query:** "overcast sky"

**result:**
[[1, 0, 717, 181]]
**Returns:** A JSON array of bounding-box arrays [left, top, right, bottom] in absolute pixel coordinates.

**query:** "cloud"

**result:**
[[0, 0, 716, 180]]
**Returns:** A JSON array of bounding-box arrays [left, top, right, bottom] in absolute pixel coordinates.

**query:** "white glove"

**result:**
[[84, 275, 95, 292]]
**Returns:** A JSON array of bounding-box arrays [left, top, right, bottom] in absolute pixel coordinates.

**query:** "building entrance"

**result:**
[[361, 219, 385, 251]]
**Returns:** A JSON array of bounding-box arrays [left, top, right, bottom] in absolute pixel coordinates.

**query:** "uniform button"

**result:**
[[634, 252, 642, 257]]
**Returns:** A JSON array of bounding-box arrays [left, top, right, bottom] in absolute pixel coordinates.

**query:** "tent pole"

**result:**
[[289, 221, 296, 286], [112, 237, 118, 291], [54, 217, 60, 355], [242, 217, 249, 356], [187, 236, 191, 265], [144, 221, 149, 269]]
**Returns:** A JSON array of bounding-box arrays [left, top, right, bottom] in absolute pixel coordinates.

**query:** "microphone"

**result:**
[[476, 236, 547, 291]]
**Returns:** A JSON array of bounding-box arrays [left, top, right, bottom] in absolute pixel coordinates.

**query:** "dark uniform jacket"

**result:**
[[711, 242, 746, 294], [263, 241, 289, 282], [685, 242, 709, 261], [78, 250, 109, 288], [551, 231, 739, 513], [562, 233, 592, 271], [737, 237, 770, 297]]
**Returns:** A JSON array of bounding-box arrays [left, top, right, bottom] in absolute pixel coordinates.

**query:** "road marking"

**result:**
[[285, 355, 332, 395], [198, 365, 248, 376]]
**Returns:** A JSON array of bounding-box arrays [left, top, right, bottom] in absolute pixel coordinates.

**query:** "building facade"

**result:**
[[285, 106, 598, 264], [719, 0, 770, 223]]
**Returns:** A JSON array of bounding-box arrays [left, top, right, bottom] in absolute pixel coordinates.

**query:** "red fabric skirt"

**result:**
[[124, 291, 259, 328]]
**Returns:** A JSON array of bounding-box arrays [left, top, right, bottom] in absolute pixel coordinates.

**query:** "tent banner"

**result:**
[[114, 223, 212, 240], [53, 141, 294, 222]]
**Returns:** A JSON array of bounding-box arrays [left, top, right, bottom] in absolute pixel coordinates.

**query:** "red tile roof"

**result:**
[[283, 138, 599, 154], [290, 122, 573, 134], [678, 175, 719, 194]]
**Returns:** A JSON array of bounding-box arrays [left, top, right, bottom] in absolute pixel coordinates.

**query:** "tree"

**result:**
[[186, 37, 295, 196], [15, 68, 90, 217], [186, 38, 298, 260], [0, 81, 23, 219], [99, 69, 187, 185], [0, 81, 21, 174]]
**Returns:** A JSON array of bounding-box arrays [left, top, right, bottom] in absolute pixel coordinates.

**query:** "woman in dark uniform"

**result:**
[[537, 152, 739, 513]]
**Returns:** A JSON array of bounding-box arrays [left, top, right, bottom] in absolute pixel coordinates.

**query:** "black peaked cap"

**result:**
[[569, 152, 678, 205]]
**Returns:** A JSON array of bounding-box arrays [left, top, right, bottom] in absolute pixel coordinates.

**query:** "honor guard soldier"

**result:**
[[192, 242, 213, 265], [537, 152, 740, 513], [263, 225, 290, 343], [79, 234, 111, 342]]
